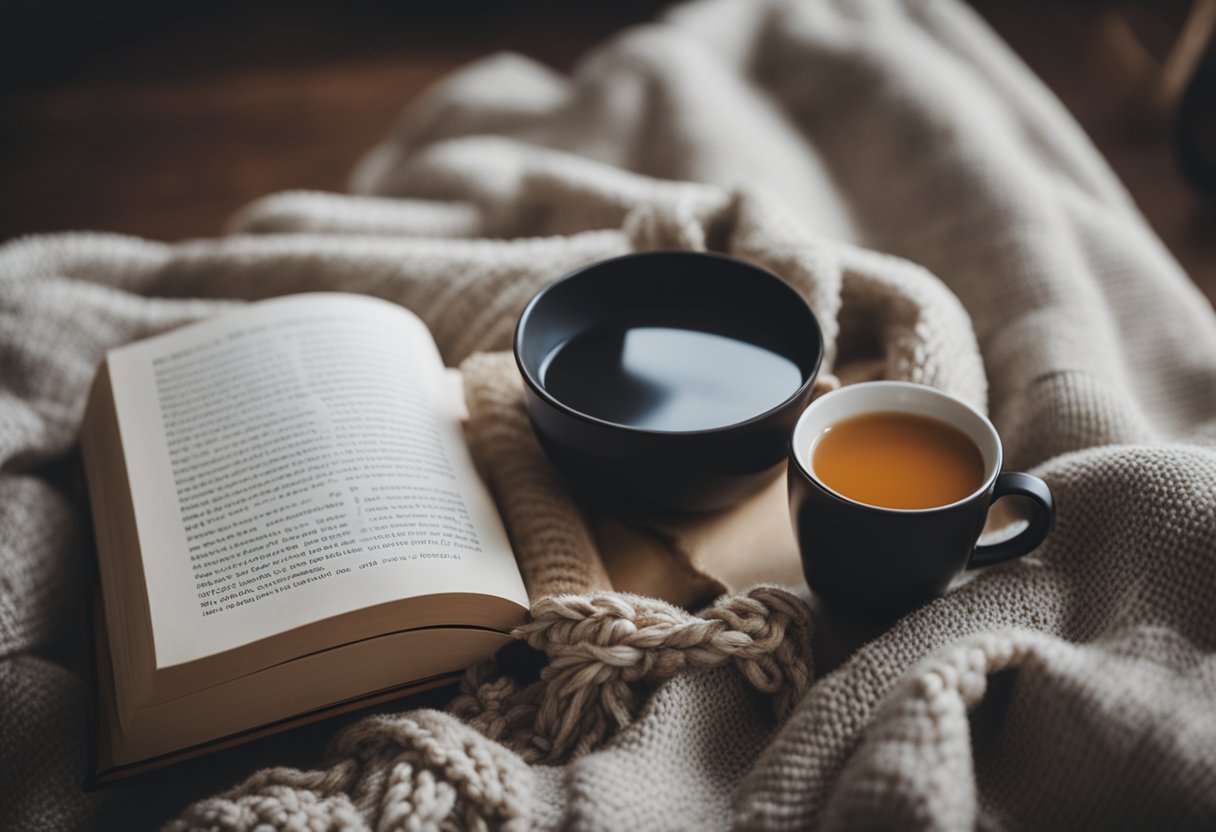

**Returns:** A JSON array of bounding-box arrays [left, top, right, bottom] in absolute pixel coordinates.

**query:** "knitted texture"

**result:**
[[460, 352, 612, 597], [165, 587, 813, 832], [2, 0, 1216, 829], [451, 587, 813, 765]]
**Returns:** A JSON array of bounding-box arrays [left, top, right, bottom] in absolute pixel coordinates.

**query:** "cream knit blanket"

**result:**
[[3, 0, 1216, 829]]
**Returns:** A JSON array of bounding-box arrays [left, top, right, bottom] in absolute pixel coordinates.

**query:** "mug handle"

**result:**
[[967, 472, 1055, 569]]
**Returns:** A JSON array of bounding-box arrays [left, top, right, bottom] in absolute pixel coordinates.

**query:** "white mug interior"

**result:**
[[791, 381, 1002, 512]]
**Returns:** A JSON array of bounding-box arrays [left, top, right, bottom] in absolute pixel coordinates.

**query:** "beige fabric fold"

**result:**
[[2, 0, 1215, 829]]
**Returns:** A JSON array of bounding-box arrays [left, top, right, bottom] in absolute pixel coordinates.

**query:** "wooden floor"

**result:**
[[1, 1, 1212, 303]]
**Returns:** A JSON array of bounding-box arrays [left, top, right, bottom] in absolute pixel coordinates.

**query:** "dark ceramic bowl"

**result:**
[[514, 251, 823, 513]]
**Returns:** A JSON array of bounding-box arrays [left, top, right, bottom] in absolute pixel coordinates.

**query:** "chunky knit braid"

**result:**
[[451, 586, 813, 764]]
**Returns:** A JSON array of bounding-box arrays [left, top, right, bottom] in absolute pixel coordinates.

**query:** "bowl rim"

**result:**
[[513, 250, 825, 438]]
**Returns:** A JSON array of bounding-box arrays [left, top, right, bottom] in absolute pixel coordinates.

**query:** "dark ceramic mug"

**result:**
[[788, 381, 1054, 620]]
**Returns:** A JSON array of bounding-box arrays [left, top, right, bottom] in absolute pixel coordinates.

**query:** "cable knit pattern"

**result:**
[[2, 0, 1216, 829]]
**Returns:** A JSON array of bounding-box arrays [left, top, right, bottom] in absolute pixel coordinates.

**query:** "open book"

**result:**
[[80, 293, 530, 783]]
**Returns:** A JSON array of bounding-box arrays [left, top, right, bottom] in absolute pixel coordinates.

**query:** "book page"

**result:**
[[106, 294, 528, 669]]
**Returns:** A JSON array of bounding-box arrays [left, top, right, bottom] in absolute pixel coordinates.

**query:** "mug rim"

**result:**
[[790, 381, 1003, 515]]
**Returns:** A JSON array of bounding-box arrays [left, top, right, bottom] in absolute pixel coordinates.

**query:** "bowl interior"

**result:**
[[516, 251, 823, 434]]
